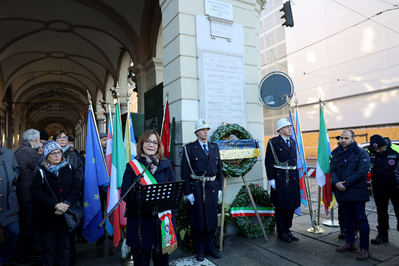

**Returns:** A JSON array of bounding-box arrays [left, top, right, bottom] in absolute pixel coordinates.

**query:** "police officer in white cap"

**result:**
[[181, 119, 223, 261], [265, 118, 300, 243]]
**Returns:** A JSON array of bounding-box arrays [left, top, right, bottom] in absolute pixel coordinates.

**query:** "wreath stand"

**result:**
[[211, 123, 268, 251]]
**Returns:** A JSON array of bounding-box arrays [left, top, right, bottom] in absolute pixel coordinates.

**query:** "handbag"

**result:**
[[39, 168, 84, 232]]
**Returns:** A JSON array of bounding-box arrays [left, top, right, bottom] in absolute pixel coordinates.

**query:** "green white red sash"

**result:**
[[128, 159, 177, 254], [230, 207, 275, 217]]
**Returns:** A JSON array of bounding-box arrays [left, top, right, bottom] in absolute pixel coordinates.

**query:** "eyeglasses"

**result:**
[[57, 136, 68, 140], [49, 151, 62, 157], [145, 140, 158, 146]]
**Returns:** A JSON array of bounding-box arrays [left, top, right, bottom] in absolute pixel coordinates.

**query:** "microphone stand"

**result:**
[[98, 159, 155, 229]]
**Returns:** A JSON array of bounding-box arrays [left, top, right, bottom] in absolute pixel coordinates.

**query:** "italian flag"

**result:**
[[315, 104, 332, 214], [107, 102, 126, 247]]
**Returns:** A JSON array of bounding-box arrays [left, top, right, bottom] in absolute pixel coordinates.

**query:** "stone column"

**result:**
[[159, 0, 267, 203]]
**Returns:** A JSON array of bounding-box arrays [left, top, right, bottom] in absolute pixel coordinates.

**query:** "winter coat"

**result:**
[[0, 146, 20, 227], [121, 157, 176, 250], [265, 135, 300, 210], [30, 162, 81, 232], [369, 139, 399, 192], [331, 142, 370, 202], [14, 140, 40, 203], [180, 140, 223, 232]]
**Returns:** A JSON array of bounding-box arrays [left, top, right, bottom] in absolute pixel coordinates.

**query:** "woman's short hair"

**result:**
[[53, 129, 68, 139], [136, 129, 164, 160]]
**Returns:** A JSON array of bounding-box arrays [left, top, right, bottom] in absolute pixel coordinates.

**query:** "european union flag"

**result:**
[[83, 109, 110, 243]]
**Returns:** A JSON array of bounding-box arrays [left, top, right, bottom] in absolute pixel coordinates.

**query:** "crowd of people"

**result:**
[[0, 129, 87, 266], [1, 118, 398, 265], [266, 118, 399, 261]]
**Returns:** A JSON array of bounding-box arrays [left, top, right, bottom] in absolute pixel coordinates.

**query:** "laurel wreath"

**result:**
[[210, 123, 257, 177], [230, 183, 275, 238]]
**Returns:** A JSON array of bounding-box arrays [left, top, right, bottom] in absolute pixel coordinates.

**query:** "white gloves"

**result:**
[[187, 193, 195, 205], [218, 190, 222, 199], [269, 179, 276, 190]]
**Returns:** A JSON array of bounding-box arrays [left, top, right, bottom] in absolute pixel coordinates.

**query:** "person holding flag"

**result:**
[[331, 130, 371, 260], [265, 117, 300, 243], [121, 129, 177, 266]]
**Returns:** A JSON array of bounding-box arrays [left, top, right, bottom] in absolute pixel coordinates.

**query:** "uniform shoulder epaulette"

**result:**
[[183, 141, 195, 147]]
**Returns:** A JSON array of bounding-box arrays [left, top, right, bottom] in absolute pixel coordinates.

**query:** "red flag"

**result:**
[[161, 100, 170, 158]]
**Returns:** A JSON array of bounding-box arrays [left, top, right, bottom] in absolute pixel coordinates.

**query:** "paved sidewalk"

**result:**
[[75, 177, 399, 265]]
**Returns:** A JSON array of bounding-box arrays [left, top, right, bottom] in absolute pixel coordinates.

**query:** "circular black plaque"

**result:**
[[258, 71, 294, 110]]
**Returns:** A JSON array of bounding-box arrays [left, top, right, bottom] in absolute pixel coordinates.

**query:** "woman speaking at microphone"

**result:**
[[121, 129, 177, 266]]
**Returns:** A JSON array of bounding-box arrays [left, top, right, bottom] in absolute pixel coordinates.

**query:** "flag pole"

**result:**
[[307, 99, 325, 234], [87, 90, 110, 180], [160, 92, 168, 138], [108, 103, 114, 135], [292, 97, 313, 226]]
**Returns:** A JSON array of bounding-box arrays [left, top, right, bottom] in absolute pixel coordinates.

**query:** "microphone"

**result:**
[[149, 155, 159, 166]]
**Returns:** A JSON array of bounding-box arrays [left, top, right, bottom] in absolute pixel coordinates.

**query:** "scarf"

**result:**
[[141, 154, 159, 174], [44, 159, 67, 176], [128, 159, 177, 254], [62, 144, 70, 154], [337, 141, 357, 166]]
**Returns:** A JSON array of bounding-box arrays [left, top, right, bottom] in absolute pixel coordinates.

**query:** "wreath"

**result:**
[[230, 183, 275, 238], [210, 123, 257, 177]]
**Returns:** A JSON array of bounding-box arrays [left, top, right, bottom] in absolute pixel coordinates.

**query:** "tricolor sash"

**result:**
[[230, 207, 275, 217], [128, 159, 177, 254]]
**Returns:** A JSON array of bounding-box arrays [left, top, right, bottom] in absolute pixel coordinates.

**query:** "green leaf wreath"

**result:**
[[230, 183, 275, 238], [210, 123, 257, 177]]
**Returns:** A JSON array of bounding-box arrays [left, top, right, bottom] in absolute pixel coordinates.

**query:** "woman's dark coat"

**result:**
[[121, 157, 176, 250], [30, 163, 81, 232]]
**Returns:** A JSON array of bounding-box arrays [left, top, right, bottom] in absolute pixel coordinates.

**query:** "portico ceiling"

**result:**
[[0, 0, 161, 134]]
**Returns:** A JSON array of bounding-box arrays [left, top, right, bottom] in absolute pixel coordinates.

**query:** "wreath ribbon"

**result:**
[[230, 207, 275, 217]]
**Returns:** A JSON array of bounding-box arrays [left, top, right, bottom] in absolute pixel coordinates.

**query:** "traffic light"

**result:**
[[280, 1, 294, 27]]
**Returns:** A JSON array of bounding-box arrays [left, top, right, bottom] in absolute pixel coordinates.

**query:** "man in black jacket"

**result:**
[[368, 134, 399, 245], [331, 130, 370, 261], [265, 118, 300, 243], [13, 129, 41, 263]]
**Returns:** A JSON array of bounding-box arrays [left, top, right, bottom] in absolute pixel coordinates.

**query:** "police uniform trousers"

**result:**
[[275, 209, 295, 235], [374, 186, 399, 235]]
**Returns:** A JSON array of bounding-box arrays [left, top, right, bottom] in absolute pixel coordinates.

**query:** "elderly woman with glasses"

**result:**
[[121, 129, 177, 266], [31, 141, 81, 266]]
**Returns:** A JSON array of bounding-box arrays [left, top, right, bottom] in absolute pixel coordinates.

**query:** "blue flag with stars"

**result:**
[[83, 109, 110, 243]]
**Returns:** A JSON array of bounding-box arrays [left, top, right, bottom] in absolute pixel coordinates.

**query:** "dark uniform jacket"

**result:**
[[369, 139, 399, 192], [331, 142, 370, 202], [181, 140, 223, 232], [14, 140, 40, 203], [30, 163, 81, 232], [265, 135, 300, 210], [121, 157, 176, 250]]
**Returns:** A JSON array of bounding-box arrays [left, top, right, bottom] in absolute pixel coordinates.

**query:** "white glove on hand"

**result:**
[[269, 179, 276, 190], [218, 190, 222, 199], [187, 193, 195, 205]]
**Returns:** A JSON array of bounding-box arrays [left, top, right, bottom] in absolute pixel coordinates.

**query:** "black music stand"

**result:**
[[125, 180, 186, 215], [125, 180, 185, 266]]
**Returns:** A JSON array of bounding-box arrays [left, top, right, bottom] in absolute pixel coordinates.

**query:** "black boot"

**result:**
[[338, 229, 346, 239], [371, 234, 389, 245]]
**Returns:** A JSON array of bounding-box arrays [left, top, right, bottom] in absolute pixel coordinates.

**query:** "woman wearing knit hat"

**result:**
[[30, 141, 81, 266]]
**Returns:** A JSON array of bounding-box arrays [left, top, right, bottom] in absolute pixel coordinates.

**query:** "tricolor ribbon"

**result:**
[[230, 207, 275, 217]]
